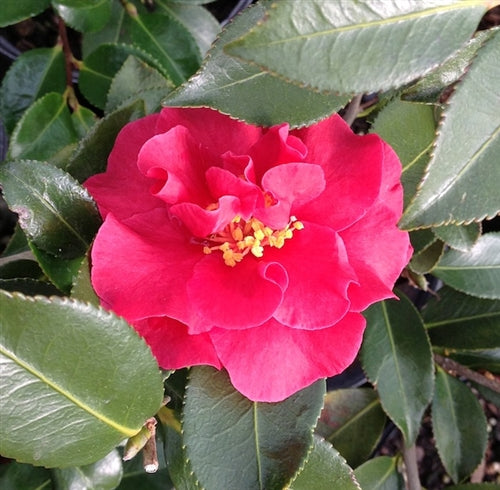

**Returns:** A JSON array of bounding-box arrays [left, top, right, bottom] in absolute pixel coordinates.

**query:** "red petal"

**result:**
[[187, 256, 288, 332], [156, 107, 262, 156], [91, 209, 205, 329], [292, 114, 383, 230], [135, 317, 221, 369], [270, 222, 357, 329], [84, 114, 162, 219], [210, 313, 366, 402]]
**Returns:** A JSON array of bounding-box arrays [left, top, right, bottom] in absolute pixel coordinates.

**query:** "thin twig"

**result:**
[[342, 94, 363, 126], [403, 444, 422, 490], [57, 17, 73, 88], [434, 353, 500, 393]]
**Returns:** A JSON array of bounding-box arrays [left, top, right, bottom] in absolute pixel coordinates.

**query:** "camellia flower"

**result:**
[[85, 107, 412, 402]]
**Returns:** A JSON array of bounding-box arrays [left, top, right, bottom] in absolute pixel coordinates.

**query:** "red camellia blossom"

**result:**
[[85, 107, 412, 402]]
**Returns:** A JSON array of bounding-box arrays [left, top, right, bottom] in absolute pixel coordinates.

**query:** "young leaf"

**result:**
[[361, 293, 434, 445], [225, 0, 488, 94], [0, 47, 65, 133], [0, 159, 101, 259], [432, 368, 488, 483], [52, 0, 113, 32], [354, 456, 404, 490], [315, 388, 386, 468], [0, 291, 164, 467], [371, 99, 436, 209], [71, 255, 100, 305], [0, 0, 50, 27], [165, 3, 349, 128], [8, 93, 79, 164], [288, 435, 360, 490], [52, 449, 123, 489], [432, 222, 481, 252], [433, 232, 500, 299], [423, 286, 500, 350], [183, 366, 325, 490], [400, 29, 500, 229]]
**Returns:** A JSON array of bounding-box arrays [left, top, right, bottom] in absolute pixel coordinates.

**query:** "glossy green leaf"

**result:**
[[448, 349, 500, 373], [67, 100, 145, 182], [183, 366, 325, 490], [409, 238, 444, 274], [354, 457, 404, 490], [105, 56, 173, 115], [0, 291, 164, 467], [124, 8, 201, 86], [165, 3, 349, 128], [432, 368, 488, 483], [0, 47, 65, 134], [52, 449, 123, 489], [0, 257, 42, 280], [315, 388, 386, 468], [0, 461, 51, 490], [52, 0, 112, 32], [423, 287, 500, 350], [371, 99, 435, 208], [409, 228, 435, 255], [433, 232, 500, 299], [79, 43, 160, 110], [288, 435, 360, 490], [361, 293, 434, 445], [156, 0, 220, 56], [400, 29, 500, 229], [0, 0, 50, 27], [71, 105, 98, 139], [8, 93, 79, 164], [225, 0, 487, 94], [403, 28, 497, 103], [0, 278, 61, 296], [0, 159, 100, 259], [71, 255, 99, 305], [432, 222, 481, 252]]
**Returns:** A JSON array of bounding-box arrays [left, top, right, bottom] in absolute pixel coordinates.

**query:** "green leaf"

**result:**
[[402, 28, 497, 103], [288, 435, 360, 490], [371, 99, 435, 209], [354, 457, 404, 490], [0, 278, 61, 296], [0, 0, 50, 27], [52, 0, 112, 32], [315, 388, 386, 468], [8, 93, 79, 164], [0, 291, 164, 467], [408, 238, 444, 274], [400, 29, 500, 229], [423, 287, 500, 350], [447, 485, 500, 490], [71, 105, 98, 139], [448, 349, 500, 373], [183, 366, 325, 490], [105, 56, 173, 115], [67, 100, 145, 182], [0, 159, 101, 259], [52, 449, 123, 489], [0, 461, 51, 490], [433, 232, 500, 299], [225, 0, 487, 94], [79, 43, 161, 110], [361, 293, 434, 445], [71, 255, 99, 305], [432, 368, 488, 483], [0, 47, 65, 134], [432, 222, 481, 252], [155, 0, 220, 57], [124, 8, 201, 86], [165, 3, 349, 128]]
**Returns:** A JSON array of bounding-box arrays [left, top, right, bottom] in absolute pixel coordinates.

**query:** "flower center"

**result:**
[[203, 216, 304, 267]]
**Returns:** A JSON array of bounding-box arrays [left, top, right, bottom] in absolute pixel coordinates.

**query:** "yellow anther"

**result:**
[[293, 221, 304, 230], [254, 229, 265, 241], [232, 227, 243, 241], [203, 246, 212, 255]]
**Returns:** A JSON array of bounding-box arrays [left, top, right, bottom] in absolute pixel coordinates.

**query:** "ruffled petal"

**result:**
[[135, 317, 221, 369], [137, 126, 215, 206], [270, 222, 357, 329], [91, 209, 205, 328], [210, 313, 366, 402], [292, 114, 383, 230], [187, 256, 288, 332], [84, 114, 162, 220], [155, 107, 262, 156]]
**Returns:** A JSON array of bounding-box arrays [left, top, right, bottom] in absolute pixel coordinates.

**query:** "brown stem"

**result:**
[[342, 94, 363, 126], [57, 16, 73, 88], [434, 353, 500, 393]]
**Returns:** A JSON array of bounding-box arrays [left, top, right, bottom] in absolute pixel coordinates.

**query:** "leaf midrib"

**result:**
[[425, 310, 500, 328], [0, 345, 137, 437]]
